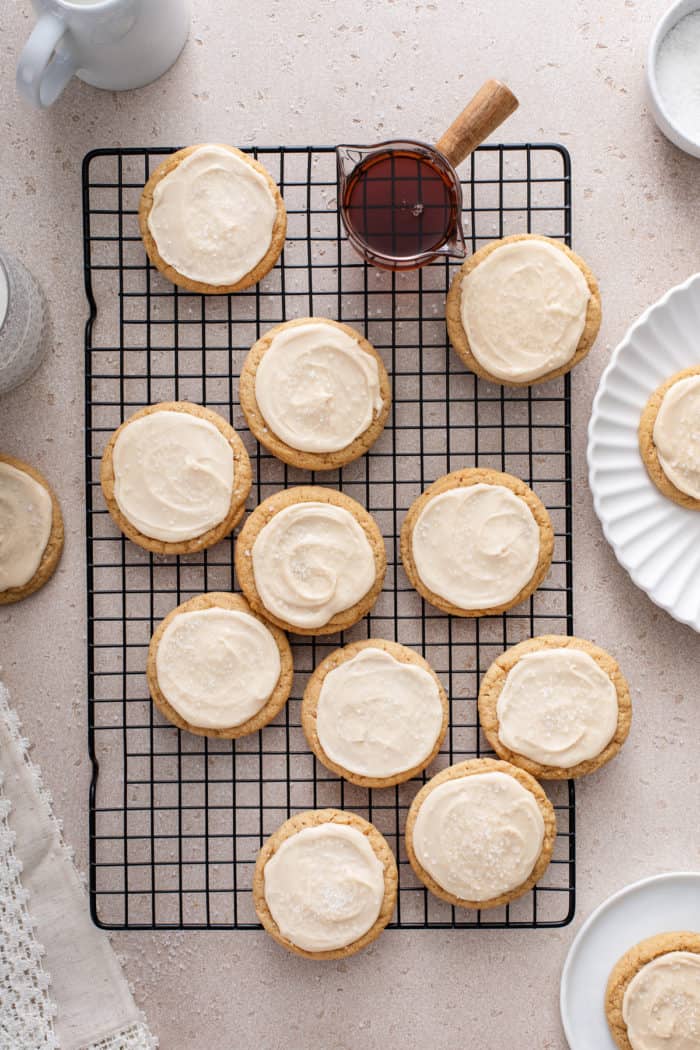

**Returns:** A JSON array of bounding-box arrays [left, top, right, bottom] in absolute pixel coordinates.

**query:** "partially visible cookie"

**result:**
[[606, 931, 700, 1050], [146, 591, 293, 739], [301, 638, 448, 788], [478, 635, 632, 779], [234, 486, 386, 636], [405, 758, 556, 910], [100, 401, 252, 555], [239, 317, 391, 471], [0, 454, 63, 605], [400, 468, 553, 617], [139, 144, 287, 294], [446, 233, 601, 386], [253, 808, 398, 959], [639, 366, 700, 510]]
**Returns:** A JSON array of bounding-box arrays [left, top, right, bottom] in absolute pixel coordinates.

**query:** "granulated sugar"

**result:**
[[656, 10, 700, 142]]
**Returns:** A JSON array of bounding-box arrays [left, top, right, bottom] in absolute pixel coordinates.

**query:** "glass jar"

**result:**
[[0, 249, 49, 396]]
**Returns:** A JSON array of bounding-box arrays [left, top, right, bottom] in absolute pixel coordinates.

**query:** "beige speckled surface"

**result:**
[[2, 2, 700, 1047]]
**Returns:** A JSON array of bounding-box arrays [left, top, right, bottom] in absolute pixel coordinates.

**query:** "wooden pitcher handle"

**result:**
[[436, 80, 519, 168]]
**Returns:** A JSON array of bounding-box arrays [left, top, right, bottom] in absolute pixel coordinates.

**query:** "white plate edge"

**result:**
[[559, 870, 700, 1047], [587, 272, 700, 633]]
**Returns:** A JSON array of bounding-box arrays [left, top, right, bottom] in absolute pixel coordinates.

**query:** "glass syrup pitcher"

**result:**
[[337, 79, 518, 271]]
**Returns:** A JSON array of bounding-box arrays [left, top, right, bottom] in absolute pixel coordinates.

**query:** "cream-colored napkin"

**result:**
[[0, 682, 157, 1050]]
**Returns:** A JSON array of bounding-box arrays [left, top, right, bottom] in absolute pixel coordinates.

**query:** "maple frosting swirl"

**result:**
[[251, 501, 377, 629], [496, 648, 618, 768], [653, 375, 700, 500], [460, 239, 590, 382], [0, 462, 52, 591], [155, 607, 281, 729], [147, 145, 277, 286], [254, 322, 383, 453], [622, 952, 700, 1050], [316, 647, 444, 778], [111, 410, 234, 542], [412, 771, 545, 902], [411, 483, 541, 610], [263, 823, 385, 952]]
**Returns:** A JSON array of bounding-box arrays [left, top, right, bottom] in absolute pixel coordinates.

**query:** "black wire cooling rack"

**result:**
[[83, 144, 576, 931]]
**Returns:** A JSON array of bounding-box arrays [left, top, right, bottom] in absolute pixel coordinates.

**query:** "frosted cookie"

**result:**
[[301, 639, 448, 788], [0, 454, 63, 605], [400, 468, 554, 617], [405, 758, 556, 910], [147, 591, 293, 739], [606, 932, 700, 1050], [139, 144, 287, 294], [239, 317, 391, 471], [253, 808, 398, 959], [446, 234, 601, 386], [639, 366, 700, 510], [234, 486, 386, 636], [100, 401, 252, 555], [478, 635, 632, 780]]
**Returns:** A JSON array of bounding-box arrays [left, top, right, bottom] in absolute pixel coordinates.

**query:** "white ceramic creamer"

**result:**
[[17, 0, 190, 108]]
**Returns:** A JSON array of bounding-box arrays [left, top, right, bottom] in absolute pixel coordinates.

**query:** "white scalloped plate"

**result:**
[[588, 273, 700, 633], [560, 872, 700, 1049]]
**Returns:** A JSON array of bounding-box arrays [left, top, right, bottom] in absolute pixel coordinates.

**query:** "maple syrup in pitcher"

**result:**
[[337, 80, 519, 270], [342, 145, 462, 268]]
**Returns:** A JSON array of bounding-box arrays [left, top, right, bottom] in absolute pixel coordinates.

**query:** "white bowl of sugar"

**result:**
[[648, 0, 700, 157]]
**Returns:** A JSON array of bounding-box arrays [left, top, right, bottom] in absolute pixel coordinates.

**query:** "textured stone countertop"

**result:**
[[2, 1, 700, 1047]]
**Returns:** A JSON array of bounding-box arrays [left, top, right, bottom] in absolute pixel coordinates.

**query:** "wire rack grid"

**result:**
[[83, 143, 576, 931]]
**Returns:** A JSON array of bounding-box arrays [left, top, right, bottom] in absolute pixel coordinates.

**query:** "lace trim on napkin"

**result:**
[[83, 1021, 158, 1050], [0, 695, 60, 1050], [0, 685, 157, 1050]]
